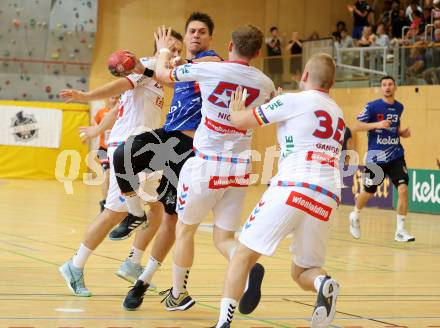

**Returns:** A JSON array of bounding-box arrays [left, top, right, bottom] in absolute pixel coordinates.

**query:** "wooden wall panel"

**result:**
[[88, 2, 437, 171]]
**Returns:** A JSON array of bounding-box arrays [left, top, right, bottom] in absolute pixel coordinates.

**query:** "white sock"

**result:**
[[172, 263, 190, 298], [72, 243, 92, 269], [313, 275, 326, 292], [139, 256, 161, 285], [396, 215, 406, 231], [125, 195, 145, 217], [128, 246, 144, 264], [217, 297, 237, 327]]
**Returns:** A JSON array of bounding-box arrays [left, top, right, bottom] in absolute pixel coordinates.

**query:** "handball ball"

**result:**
[[108, 50, 135, 77]]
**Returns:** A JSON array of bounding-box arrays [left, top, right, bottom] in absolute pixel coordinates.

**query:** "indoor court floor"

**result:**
[[0, 179, 439, 328]]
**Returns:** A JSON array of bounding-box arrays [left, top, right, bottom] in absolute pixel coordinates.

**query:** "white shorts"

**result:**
[[176, 157, 250, 231], [104, 146, 127, 212], [239, 186, 338, 268]]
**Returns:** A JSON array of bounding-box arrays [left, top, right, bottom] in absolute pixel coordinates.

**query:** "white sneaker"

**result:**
[[349, 211, 361, 239], [311, 276, 340, 328], [395, 229, 415, 242]]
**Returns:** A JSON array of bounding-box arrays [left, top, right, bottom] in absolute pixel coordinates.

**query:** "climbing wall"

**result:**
[[0, 0, 98, 101]]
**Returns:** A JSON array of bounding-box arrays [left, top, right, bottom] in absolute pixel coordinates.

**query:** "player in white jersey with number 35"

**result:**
[[212, 53, 343, 328], [149, 25, 275, 313]]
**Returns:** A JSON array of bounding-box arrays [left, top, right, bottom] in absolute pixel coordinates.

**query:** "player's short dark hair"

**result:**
[[185, 12, 214, 36], [270, 26, 278, 33], [380, 75, 396, 84], [232, 25, 264, 59], [153, 29, 183, 54]]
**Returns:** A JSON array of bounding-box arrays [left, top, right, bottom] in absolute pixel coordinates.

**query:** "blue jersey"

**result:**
[[357, 98, 405, 164], [163, 50, 221, 132]]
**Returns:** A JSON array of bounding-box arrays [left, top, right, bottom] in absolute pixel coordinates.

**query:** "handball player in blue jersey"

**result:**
[[111, 12, 223, 307], [349, 75, 415, 242]]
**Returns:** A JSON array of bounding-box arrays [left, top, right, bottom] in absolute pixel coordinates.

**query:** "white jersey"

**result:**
[[253, 90, 345, 195], [171, 61, 275, 159], [107, 57, 163, 144]]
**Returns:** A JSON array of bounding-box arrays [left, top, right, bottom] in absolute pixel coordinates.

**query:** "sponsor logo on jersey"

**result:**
[[282, 135, 294, 157], [218, 112, 231, 121], [267, 99, 283, 111], [286, 191, 332, 221], [208, 174, 250, 189], [204, 117, 247, 135], [305, 151, 339, 168], [208, 81, 260, 108], [376, 135, 399, 145]]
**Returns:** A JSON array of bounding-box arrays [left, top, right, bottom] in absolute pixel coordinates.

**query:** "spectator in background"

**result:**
[[426, 0, 434, 9], [410, 10, 423, 32], [337, 28, 355, 48], [423, 7, 432, 25], [286, 32, 303, 87], [265, 26, 284, 87], [406, 0, 422, 22], [422, 29, 440, 84], [392, 8, 409, 38], [433, 0, 440, 25], [307, 30, 320, 40], [406, 47, 425, 83], [332, 21, 347, 42], [375, 23, 391, 47], [348, 0, 373, 39], [357, 25, 376, 46], [335, 28, 355, 66], [378, 0, 394, 26]]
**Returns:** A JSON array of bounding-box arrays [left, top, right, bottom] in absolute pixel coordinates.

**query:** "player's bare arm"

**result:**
[[59, 78, 132, 102], [79, 102, 119, 142], [353, 119, 391, 132], [398, 126, 411, 138], [154, 26, 180, 83]]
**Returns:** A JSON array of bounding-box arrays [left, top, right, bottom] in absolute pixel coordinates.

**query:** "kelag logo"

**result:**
[[406, 169, 440, 214]]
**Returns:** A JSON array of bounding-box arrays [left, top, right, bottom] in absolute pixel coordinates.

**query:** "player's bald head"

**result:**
[[302, 53, 336, 91]]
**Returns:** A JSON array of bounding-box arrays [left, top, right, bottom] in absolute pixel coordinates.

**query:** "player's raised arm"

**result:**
[[59, 78, 132, 102], [154, 26, 179, 83]]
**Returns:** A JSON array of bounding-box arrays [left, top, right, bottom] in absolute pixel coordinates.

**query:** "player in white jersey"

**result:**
[[212, 54, 343, 328], [57, 32, 183, 297], [143, 25, 275, 312]]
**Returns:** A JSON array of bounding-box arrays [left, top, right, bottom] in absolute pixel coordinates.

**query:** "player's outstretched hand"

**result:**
[[229, 86, 247, 113], [59, 89, 87, 102], [78, 126, 98, 143], [375, 120, 391, 130], [399, 127, 411, 138], [154, 25, 172, 52]]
